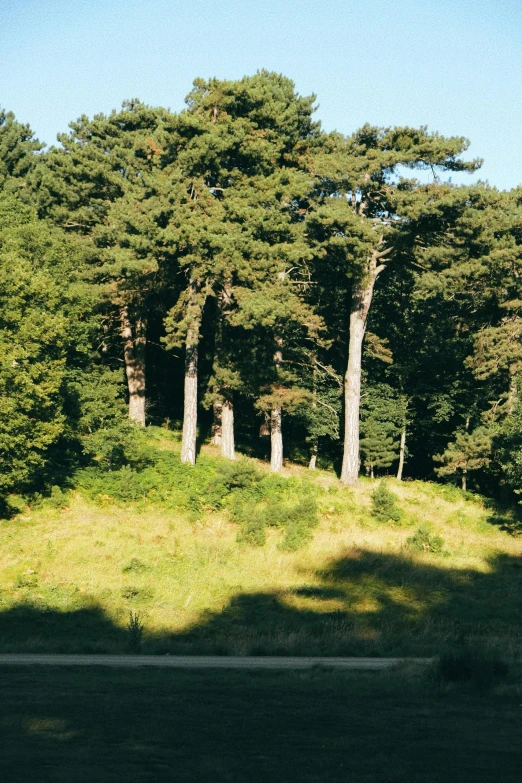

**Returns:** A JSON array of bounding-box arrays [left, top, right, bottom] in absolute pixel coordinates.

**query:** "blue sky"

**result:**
[[1, 0, 521, 189]]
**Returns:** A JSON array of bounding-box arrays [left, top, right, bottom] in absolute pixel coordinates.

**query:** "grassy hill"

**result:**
[[0, 427, 521, 658]]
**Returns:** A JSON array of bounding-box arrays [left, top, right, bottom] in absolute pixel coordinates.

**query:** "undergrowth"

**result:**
[[0, 428, 520, 658], [72, 450, 321, 551]]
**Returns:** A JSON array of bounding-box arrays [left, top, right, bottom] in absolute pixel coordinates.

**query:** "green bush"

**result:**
[[237, 508, 266, 547], [122, 558, 149, 574], [49, 485, 67, 508], [127, 610, 144, 651], [435, 646, 509, 687], [216, 459, 263, 492], [280, 516, 314, 551], [121, 586, 154, 603], [234, 486, 319, 550], [73, 435, 322, 551], [371, 481, 403, 524], [406, 524, 445, 555]]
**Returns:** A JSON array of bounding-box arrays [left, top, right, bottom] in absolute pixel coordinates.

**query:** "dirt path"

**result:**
[[0, 654, 433, 669]]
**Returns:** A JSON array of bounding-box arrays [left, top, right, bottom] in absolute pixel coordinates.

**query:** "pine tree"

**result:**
[[0, 108, 42, 191], [434, 425, 492, 491], [32, 100, 175, 426], [309, 127, 480, 483], [164, 72, 323, 468]]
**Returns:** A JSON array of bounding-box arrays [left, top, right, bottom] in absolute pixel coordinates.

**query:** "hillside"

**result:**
[[1, 428, 520, 658]]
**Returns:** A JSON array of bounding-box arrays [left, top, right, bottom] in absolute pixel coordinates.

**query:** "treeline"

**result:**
[[1, 72, 522, 499]]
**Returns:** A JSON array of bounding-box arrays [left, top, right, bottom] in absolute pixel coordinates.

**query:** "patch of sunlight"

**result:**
[[385, 586, 429, 612], [26, 718, 78, 740], [284, 593, 346, 614], [351, 597, 382, 614]]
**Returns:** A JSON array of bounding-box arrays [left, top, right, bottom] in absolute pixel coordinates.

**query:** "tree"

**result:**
[[310, 126, 480, 483], [32, 100, 175, 426], [434, 425, 492, 491], [164, 72, 323, 467], [0, 195, 70, 493], [0, 108, 42, 192], [360, 383, 404, 478]]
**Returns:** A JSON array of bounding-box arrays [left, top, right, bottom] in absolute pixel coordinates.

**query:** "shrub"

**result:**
[[73, 432, 323, 551], [406, 524, 445, 555], [279, 517, 313, 551], [122, 558, 149, 574], [121, 586, 154, 603], [49, 485, 67, 508], [237, 509, 266, 547], [216, 459, 262, 492], [371, 481, 403, 524], [235, 491, 319, 550], [127, 610, 144, 651], [435, 646, 509, 687]]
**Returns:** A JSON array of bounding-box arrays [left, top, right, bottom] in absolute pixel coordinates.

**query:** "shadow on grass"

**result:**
[[2, 551, 522, 781], [0, 548, 521, 658], [482, 495, 522, 535], [3, 664, 522, 783]]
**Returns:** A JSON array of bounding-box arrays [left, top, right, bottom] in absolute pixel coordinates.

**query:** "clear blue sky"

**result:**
[[1, 0, 521, 189]]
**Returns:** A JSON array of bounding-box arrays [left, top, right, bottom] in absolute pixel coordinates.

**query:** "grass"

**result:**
[[0, 666, 521, 783], [0, 427, 521, 658]]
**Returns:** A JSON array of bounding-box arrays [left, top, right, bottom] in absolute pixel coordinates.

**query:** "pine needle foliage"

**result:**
[[370, 481, 403, 524]]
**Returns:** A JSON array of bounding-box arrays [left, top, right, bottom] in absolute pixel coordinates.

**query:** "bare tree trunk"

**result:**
[[270, 406, 283, 472], [121, 305, 146, 426], [212, 282, 235, 459], [270, 336, 284, 472], [181, 283, 203, 465], [221, 399, 235, 460], [370, 464, 374, 480], [461, 416, 470, 491], [211, 401, 222, 446], [397, 425, 407, 480], [308, 437, 318, 470], [341, 253, 385, 485]]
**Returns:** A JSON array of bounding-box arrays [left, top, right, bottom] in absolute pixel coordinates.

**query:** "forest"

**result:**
[[2, 70, 522, 503]]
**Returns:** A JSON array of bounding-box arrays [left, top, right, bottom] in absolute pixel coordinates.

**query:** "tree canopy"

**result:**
[[2, 73, 522, 503]]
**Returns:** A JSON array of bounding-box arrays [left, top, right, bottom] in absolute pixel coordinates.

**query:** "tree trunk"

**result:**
[[370, 464, 374, 480], [221, 399, 235, 460], [341, 254, 384, 485], [270, 336, 284, 472], [308, 437, 318, 470], [181, 283, 203, 465], [211, 401, 222, 446], [212, 281, 235, 457], [461, 416, 469, 491], [270, 406, 283, 472], [121, 305, 146, 426], [397, 425, 407, 480]]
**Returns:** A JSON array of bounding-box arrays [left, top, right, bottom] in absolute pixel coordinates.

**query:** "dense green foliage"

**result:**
[[370, 481, 404, 524], [2, 72, 522, 504]]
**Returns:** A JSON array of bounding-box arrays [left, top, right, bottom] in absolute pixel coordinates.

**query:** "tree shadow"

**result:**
[[0, 547, 520, 658], [159, 548, 522, 657], [482, 495, 522, 536], [1, 549, 522, 781]]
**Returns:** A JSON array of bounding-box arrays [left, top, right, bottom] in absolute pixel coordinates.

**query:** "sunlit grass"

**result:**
[[0, 432, 520, 656]]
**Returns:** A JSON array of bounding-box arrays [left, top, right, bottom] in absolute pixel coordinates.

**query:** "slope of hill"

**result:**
[[0, 428, 520, 658]]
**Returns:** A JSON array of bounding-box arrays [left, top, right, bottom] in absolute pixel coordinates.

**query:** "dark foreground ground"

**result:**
[[0, 666, 520, 783]]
